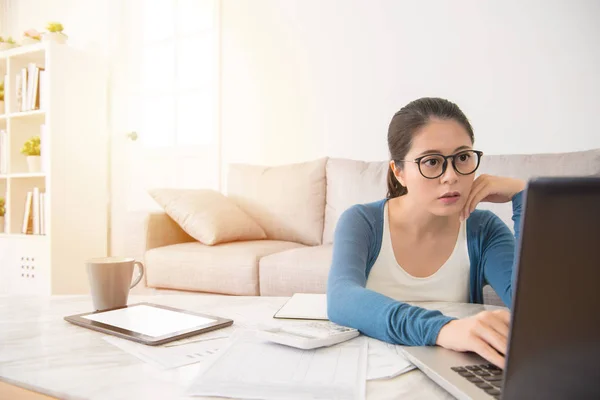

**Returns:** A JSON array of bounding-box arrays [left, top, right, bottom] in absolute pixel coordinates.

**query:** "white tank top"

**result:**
[[366, 203, 470, 303]]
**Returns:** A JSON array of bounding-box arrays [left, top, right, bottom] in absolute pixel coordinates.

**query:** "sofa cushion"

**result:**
[[323, 149, 600, 241], [227, 158, 327, 246], [323, 158, 388, 244], [148, 188, 267, 245], [145, 240, 305, 295], [259, 244, 333, 296], [476, 148, 600, 229]]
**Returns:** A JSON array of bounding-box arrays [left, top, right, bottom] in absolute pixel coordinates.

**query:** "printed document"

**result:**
[[274, 293, 328, 320], [186, 331, 367, 400], [103, 335, 227, 370], [366, 338, 415, 380]]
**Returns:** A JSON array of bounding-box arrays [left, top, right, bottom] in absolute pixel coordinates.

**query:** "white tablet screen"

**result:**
[[82, 305, 217, 337]]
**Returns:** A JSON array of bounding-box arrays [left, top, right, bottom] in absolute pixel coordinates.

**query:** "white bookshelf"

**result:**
[[0, 42, 108, 295]]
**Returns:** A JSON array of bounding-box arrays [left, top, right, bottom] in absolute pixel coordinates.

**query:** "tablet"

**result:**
[[64, 302, 233, 346]]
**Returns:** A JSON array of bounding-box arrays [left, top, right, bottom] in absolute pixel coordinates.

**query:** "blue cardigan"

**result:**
[[326, 191, 523, 347]]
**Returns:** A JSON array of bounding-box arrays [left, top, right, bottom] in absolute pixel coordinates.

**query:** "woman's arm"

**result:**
[[327, 205, 455, 346], [436, 193, 524, 369], [437, 176, 526, 368], [460, 174, 526, 307], [480, 191, 524, 307]]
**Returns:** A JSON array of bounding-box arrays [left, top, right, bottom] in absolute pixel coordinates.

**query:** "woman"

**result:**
[[327, 97, 525, 369]]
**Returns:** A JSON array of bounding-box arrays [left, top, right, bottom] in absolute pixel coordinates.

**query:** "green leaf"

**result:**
[[21, 136, 41, 156]]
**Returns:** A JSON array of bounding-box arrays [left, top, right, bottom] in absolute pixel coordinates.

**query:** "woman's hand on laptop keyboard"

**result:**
[[435, 309, 511, 369]]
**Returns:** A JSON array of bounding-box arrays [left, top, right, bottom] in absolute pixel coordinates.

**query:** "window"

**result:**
[[131, 0, 218, 148], [117, 0, 222, 212]]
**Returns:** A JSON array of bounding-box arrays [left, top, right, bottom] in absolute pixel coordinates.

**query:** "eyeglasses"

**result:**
[[399, 150, 483, 179]]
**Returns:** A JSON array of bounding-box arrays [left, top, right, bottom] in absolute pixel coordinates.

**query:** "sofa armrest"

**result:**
[[145, 212, 195, 251]]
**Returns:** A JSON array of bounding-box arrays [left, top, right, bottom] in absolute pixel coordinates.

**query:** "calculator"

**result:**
[[257, 321, 360, 350]]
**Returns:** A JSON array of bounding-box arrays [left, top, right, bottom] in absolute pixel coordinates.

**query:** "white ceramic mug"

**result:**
[[86, 257, 144, 311]]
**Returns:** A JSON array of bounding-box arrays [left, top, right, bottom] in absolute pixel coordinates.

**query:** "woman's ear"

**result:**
[[389, 160, 406, 187]]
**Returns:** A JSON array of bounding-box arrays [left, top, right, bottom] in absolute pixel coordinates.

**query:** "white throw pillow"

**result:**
[[149, 188, 267, 245], [226, 158, 327, 246]]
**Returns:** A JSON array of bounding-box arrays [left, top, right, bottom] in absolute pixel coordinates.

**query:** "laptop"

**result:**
[[401, 177, 600, 400]]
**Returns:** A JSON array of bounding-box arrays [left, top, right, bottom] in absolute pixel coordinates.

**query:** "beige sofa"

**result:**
[[144, 149, 600, 301]]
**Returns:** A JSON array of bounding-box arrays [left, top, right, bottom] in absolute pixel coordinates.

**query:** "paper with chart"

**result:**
[[103, 335, 227, 369], [186, 331, 368, 400], [366, 338, 415, 380], [163, 330, 230, 347]]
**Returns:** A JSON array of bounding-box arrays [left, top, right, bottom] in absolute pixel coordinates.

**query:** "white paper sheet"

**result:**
[[366, 338, 415, 380], [274, 293, 328, 320], [186, 331, 368, 400], [103, 335, 227, 369], [163, 333, 230, 347]]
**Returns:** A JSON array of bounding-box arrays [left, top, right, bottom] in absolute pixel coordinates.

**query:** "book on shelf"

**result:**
[[32, 187, 40, 235], [22, 192, 33, 234], [16, 62, 45, 113], [22, 187, 47, 235], [19, 68, 27, 112], [39, 70, 47, 110], [16, 74, 22, 112], [40, 192, 46, 235]]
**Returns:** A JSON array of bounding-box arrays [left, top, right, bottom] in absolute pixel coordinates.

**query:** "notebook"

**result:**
[[273, 293, 328, 320]]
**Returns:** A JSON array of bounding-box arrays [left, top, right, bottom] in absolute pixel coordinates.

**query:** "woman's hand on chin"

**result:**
[[461, 175, 526, 221]]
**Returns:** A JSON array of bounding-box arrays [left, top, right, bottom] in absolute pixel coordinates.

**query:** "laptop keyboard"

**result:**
[[451, 364, 504, 399]]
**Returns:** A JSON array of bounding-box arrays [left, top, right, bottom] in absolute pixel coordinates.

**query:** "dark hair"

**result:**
[[386, 97, 475, 198]]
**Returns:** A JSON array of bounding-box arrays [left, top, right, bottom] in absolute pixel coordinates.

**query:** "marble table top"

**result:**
[[0, 294, 501, 400]]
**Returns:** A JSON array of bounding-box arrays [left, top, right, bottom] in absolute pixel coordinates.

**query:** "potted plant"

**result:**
[[43, 22, 68, 44], [0, 36, 18, 51], [22, 29, 42, 45], [21, 136, 41, 173], [0, 197, 5, 233]]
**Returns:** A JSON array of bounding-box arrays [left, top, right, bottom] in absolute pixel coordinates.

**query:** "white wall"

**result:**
[[4, 0, 600, 261], [221, 0, 600, 168]]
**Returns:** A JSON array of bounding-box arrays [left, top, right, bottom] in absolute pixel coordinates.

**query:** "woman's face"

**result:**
[[392, 118, 476, 217]]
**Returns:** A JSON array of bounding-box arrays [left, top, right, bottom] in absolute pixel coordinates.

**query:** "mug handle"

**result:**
[[130, 261, 145, 289]]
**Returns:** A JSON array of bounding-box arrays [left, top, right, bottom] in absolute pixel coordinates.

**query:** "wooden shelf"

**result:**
[[7, 109, 45, 119], [0, 42, 45, 60], [0, 110, 46, 121], [0, 232, 47, 238], [8, 173, 46, 179], [0, 41, 108, 295]]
